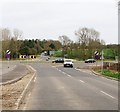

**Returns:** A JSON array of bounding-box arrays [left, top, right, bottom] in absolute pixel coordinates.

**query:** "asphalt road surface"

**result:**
[[0, 61, 28, 84], [24, 63, 118, 110]]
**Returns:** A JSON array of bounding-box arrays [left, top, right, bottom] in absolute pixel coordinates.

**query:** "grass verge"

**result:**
[[96, 69, 120, 80]]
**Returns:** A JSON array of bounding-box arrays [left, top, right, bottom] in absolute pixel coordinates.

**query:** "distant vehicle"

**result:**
[[85, 59, 96, 63], [64, 59, 73, 68], [52, 58, 64, 63], [46, 57, 50, 61]]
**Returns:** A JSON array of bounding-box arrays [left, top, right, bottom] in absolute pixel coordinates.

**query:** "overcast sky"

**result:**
[[1, 0, 118, 44]]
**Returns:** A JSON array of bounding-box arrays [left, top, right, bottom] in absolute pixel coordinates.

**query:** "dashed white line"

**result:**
[[67, 74, 72, 77], [55, 67, 72, 77], [28, 93, 31, 97], [59, 69, 62, 72], [34, 77, 36, 82], [100, 91, 115, 99], [74, 68, 79, 71], [62, 72, 66, 75], [51, 66, 55, 68], [79, 80, 85, 83], [75, 68, 86, 73]]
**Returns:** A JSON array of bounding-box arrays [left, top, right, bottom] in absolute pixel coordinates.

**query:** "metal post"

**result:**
[[101, 50, 104, 72], [7, 58, 10, 68]]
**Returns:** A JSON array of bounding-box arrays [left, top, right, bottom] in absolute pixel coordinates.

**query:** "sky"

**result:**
[[1, 0, 118, 44]]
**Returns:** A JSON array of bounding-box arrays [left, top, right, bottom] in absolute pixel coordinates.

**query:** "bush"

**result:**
[[54, 50, 63, 57]]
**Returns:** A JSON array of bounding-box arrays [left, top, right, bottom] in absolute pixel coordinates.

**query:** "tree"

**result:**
[[19, 46, 29, 55], [58, 35, 71, 46], [34, 39, 43, 54], [49, 43, 55, 50], [75, 28, 89, 59], [2, 28, 11, 40], [29, 48, 37, 55], [75, 28, 89, 46], [58, 35, 71, 57], [13, 29, 23, 40], [75, 27, 105, 60]]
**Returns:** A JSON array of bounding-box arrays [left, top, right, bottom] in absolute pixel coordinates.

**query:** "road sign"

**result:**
[[94, 51, 99, 60], [6, 50, 11, 68], [94, 51, 99, 55], [6, 50, 11, 60], [6, 50, 11, 54]]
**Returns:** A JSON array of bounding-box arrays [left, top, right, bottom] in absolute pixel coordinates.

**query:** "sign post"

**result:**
[[6, 50, 11, 68], [94, 51, 99, 67], [101, 50, 104, 72]]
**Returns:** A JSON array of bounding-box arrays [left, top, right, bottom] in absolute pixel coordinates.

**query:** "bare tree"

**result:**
[[58, 35, 71, 57], [13, 29, 23, 40], [2, 28, 11, 40], [75, 27, 105, 59], [75, 28, 100, 46], [58, 35, 71, 46]]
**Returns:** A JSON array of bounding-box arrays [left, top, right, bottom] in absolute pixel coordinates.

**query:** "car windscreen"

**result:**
[[64, 60, 72, 62]]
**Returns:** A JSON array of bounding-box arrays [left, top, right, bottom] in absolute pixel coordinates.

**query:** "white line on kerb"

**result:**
[[79, 80, 85, 83], [100, 91, 115, 99]]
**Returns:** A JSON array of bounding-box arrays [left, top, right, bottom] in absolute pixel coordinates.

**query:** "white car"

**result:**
[[64, 59, 73, 68]]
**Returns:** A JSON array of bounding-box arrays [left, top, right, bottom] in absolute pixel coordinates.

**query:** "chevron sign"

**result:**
[[6, 50, 11, 59]]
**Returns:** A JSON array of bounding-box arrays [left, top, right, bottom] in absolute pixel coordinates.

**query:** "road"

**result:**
[[0, 60, 29, 84], [0, 61, 17, 75], [23, 62, 118, 110]]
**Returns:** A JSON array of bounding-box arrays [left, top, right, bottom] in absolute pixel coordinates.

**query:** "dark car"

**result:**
[[52, 58, 64, 63], [85, 59, 96, 63]]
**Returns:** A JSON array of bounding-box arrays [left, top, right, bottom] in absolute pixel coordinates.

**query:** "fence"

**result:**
[[103, 62, 120, 72]]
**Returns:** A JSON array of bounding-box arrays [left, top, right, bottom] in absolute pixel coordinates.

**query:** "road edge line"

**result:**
[[15, 65, 36, 110]]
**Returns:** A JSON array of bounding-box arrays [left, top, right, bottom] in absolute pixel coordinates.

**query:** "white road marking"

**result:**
[[79, 80, 85, 83], [28, 93, 31, 97], [23, 106, 26, 110], [100, 91, 115, 99], [34, 77, 36, 82], [62, 72, 66, 75], [59, 69, 62, 72], [54, 66, 72, 78], [75, 68, 86, 73], [23, 92, 31, 110], [67, 74, 72, 77], [74, 68, 79, 71], [16, 66, 36, 110], [51, 66, 55, 68]]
